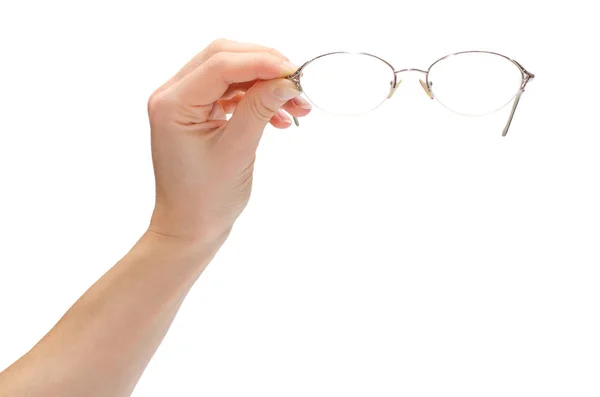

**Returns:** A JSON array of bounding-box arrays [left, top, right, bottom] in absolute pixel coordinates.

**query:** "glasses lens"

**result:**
[[298, 52, 395, 116], [427, 52, 524, 116]]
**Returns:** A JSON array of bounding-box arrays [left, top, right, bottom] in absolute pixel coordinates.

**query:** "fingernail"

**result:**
[[276, 109, 292, 124], [208, 102, 225, 120], [292, 96, 312, 110], [273, 86, 301, 102]]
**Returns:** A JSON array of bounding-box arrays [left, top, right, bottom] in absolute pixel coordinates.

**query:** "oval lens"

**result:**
[[298, 52, 395, 116], [427, 52, 524, 116]]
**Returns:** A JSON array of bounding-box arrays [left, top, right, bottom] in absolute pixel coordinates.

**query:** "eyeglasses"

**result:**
[[286, 51, 535, 136]]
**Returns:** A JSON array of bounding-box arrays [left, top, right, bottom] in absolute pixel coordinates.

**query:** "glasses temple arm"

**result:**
[[502, 90, 523, 137], [503, 66, 535, 136]]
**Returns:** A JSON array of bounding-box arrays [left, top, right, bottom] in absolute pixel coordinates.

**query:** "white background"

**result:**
[[1, 0, 599, 396]]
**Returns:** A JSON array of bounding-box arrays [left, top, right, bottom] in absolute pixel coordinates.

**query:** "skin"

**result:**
[[0, 38, 312, 397]]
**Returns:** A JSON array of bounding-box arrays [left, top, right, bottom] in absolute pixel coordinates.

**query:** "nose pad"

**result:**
[[419, 79, 434, 99], [387, 79, 402, 99]]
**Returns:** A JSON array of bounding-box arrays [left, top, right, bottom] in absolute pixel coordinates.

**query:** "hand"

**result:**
[[146, 39, 311, 243]]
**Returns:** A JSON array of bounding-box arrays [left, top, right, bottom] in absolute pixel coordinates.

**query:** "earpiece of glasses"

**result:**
[[286, 51, 534, 136]]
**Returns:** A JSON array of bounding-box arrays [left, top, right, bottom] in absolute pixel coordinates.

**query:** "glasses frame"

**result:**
[[286, 50, 535, 136]]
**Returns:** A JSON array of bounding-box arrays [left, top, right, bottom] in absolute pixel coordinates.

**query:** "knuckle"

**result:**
[[204, 52, 231, 82], [206, 51, 227, 65], [204, 51, 228, 72], [207, 38, 231, 53], [249, 94, 277, 121], [147, 89, 176, 122]]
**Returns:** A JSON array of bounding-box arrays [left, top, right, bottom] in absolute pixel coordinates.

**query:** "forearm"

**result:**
[[0, 230, 225, 397]]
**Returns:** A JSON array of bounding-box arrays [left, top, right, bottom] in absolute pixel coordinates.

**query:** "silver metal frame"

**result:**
[[287, 50, 535, 136]]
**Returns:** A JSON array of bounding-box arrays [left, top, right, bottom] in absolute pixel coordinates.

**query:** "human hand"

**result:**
[[146, 39, 311, 243]]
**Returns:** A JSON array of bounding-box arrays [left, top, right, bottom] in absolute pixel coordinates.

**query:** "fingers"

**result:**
[[208, 101, 227, 121], [188, 39, 289, 77], [156, 38, 289, 94], [270, 109, 294, 129], [218, 94, 244, 114], [282, 96, 312, 116], [221, 81, 258, 100], [219, 93, 312, 120], [223, 78, 302, 151], [175, 51, 298, 107]]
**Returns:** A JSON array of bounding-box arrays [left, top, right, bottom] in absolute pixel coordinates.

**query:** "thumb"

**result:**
[[223, 78, 301, 151]]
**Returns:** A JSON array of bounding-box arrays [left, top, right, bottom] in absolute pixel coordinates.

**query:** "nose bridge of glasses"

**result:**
[[388, 68, 433, 99], [394, 68, 428, 74]]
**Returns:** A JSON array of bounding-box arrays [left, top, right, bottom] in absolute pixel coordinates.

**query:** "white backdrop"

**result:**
[[1, 0, 599, 396]]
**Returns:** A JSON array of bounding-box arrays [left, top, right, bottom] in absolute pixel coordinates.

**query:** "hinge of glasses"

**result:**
[[286, 70, 303, 91], [513, 59, 535, 81], [524, 69, 535, 80], [520, 69, 535, 91]]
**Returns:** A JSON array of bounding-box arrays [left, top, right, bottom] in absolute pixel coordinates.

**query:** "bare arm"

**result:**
[[0, 38, 310, 397], [0, 232, 224, 397]]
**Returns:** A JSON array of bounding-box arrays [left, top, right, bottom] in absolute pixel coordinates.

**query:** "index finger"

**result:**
[[176, 52, 298, 106], [155, 39, 289, 94]]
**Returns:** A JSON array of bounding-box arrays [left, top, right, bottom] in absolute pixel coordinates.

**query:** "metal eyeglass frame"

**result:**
[[286, 50, 535, 136]]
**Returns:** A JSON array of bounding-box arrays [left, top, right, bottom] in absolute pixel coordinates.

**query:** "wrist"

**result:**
[[149, 204, 235, 245], [144, 226, 230, 248], [137, 227, 229, 270]]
